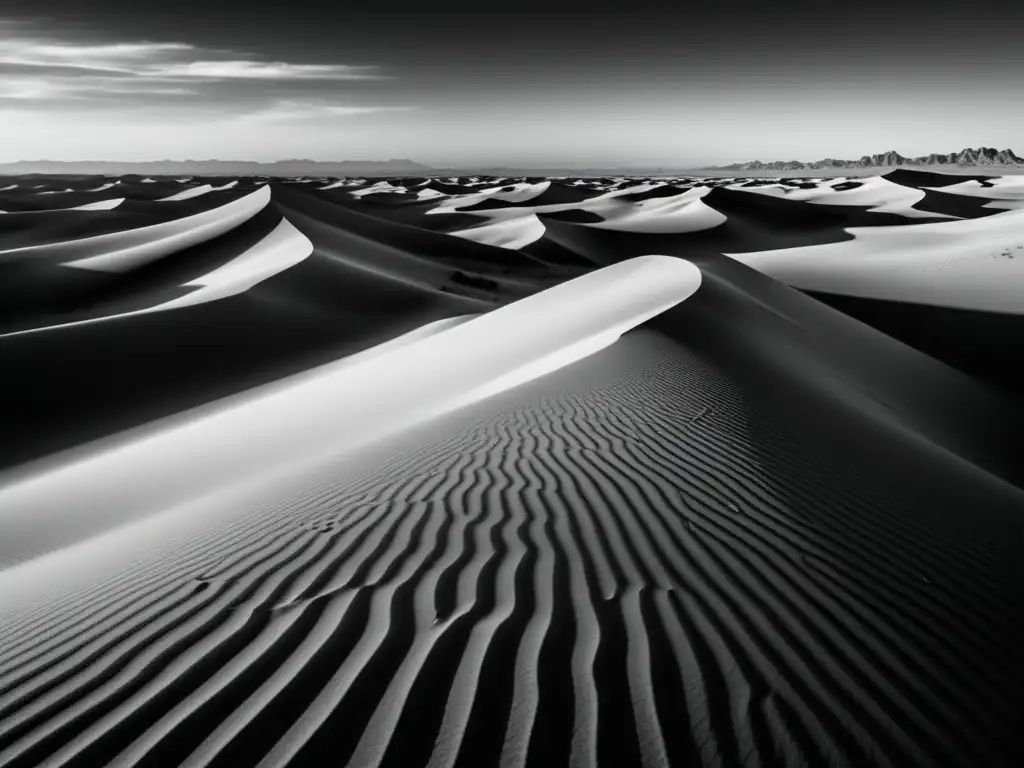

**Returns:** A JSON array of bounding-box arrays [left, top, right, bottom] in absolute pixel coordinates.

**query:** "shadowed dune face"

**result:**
[[0, 170, 1023, 767]]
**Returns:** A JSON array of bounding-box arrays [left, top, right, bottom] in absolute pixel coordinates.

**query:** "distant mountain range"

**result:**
[[708, 147, 1024, 172], [0, 159, 437, 177], [2, 148, 1021, 178]]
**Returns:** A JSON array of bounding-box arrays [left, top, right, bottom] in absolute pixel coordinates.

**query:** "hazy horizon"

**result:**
[[1, 147, 1022, 172], [2, 0, 1023, 167]]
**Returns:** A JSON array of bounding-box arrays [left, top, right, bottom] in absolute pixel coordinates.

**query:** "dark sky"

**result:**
[[2, 0, 1022, 164]]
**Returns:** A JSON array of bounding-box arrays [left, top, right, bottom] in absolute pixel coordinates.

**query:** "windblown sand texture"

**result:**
[[0, 170, 1022, 767]]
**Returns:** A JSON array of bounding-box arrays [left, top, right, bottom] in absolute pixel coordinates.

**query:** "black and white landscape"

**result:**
[[2, 169, 1024, 767], [2, 1, 1024, 766]]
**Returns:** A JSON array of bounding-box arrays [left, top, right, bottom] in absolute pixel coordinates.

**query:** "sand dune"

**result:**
[[0, 325, 1020, 767], [924, 177, 1024, 199], [427, 182, 716, 233], [585, 196, 726, 233], [984, 199, 1024, 210], [428, 181, 553, 213], [0, 197, 127, 213], [1, 216, 314, 337], [351, 181, 406, 197], [0, 255, 700, 564], [0, 186, 269, 272], [720, 194, 1024, 396], [273, 184, 562, 293], [0, 170, 1022, 768], [449, 214, 546, 249], [416, 187, 447, 200], [460, 182, 606, 211], [149, 218, 313, 311], [158, 184, 217, 201], [66, 198, 125, 211], [728, 207, 1024, 311], [1, 216, 484, 472], [732, 175, 958, 219]]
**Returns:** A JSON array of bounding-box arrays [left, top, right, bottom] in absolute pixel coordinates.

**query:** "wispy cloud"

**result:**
[[239, 100, 417, 122], [0, 20, 395, 119], [0, 19, 420, 161], [146, 60, 384, 81], [0, 37, 385, 82], [0, 41, 194, 74], [0, 72, 200, 101]]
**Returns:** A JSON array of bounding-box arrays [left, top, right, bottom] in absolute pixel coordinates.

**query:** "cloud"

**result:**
[[0, 71, 201, 102], [0, 22, 390, 115], [0, 18, 415, 160], [239, 100, 416, 122], [0, 36, 384, 82], [0, 40, 194, 74], [146, 60, 385, 81]]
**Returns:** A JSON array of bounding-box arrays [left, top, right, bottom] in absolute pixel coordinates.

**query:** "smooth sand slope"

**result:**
[[726, 205, 1024, 394], [0, 189, 490, 471], [0, 217, 315, 337], [0, 187, 270, 272], [727, 207, 1024, 312], [0, 255, 701, 565], [448, 214, 546, 250], [727, 175, 958, 219], [0, 170, 1022, 768]]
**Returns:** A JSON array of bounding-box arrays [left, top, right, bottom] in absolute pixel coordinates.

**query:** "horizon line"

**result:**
[[0, 145, 1020, 172]]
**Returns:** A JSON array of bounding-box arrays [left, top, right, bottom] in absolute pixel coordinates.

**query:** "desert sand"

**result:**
[[0, 170, 1022, 767]]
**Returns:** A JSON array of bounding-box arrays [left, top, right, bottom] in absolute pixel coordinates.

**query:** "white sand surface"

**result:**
[[0, 255, 701, 571], [148, 218, 313, 312], [729, 207, 1024, 311], [350, 181, 406, 197], [584, 195, 725, 234], [67, 198, 125, 211], [449, 214, 546, 249], [924, 177, 1024, 200], [0, 186, 270, 272], [730, 176, 957, 219], [157, 184, 216, 202]]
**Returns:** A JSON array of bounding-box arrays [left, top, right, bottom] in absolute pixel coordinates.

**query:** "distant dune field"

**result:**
[[0, 170, 1022, 767]]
